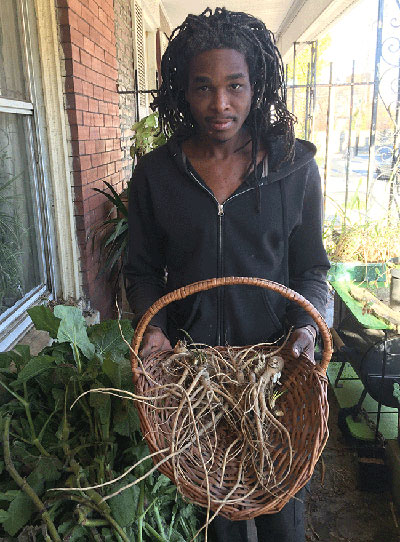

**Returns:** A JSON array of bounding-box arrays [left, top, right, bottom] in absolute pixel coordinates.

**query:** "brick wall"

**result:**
[[57, 0, 124, 318], [114, 0, 137, 184]]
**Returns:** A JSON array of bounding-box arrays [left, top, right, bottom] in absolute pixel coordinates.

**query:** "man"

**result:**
[[124, 8, 330, 541]]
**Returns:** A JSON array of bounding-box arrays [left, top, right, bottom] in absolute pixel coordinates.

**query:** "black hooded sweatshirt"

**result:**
[[124, 135, 330, 347]]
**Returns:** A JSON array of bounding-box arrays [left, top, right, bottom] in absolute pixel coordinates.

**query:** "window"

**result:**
[[0, 0, 53, 349]]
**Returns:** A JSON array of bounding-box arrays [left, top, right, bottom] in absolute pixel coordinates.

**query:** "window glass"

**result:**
[[0, 113, 43, 316], [0, 0, 27, 101]]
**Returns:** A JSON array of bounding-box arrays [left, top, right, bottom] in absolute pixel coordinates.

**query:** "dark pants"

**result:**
[[209, 489, 305, 542]]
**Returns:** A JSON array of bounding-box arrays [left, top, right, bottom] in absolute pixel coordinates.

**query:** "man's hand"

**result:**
[[139, 325, 172, 358], [287, 326, 316, 361]]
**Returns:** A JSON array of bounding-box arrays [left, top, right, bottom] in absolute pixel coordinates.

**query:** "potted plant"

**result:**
[[92, 112, 167, 283]]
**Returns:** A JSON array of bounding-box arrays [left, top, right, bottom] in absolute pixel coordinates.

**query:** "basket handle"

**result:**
[[131, 276, 332, 375]]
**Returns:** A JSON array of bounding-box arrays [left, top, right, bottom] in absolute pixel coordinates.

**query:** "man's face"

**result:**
[[185, 48, 253, 143]]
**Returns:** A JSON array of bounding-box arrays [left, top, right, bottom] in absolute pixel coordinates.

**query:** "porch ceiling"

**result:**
[[162, 0, 293, 35], [161, 0, 360, 59]]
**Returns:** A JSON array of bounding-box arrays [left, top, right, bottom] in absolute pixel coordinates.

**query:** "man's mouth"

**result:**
[[206, 118, 235, 130]]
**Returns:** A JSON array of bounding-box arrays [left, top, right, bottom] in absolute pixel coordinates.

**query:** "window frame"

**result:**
[[0, 0, 55, 350]]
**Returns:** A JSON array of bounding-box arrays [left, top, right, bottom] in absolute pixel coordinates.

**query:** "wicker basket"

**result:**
[[131, 277, 332, 520]]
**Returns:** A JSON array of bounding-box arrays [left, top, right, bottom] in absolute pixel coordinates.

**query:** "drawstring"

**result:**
[[280, 178, 289, 286]]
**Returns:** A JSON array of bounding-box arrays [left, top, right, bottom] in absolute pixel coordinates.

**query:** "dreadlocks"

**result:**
[[153, 7, 296, 171]]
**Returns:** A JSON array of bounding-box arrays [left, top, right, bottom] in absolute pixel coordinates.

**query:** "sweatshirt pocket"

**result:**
[[180, 292, 203, 333], [261, 290, 283, 332]]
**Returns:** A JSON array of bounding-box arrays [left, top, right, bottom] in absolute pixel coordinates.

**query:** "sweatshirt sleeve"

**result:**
[[123, 161, 168, 333], [286, 159, 330, 330]]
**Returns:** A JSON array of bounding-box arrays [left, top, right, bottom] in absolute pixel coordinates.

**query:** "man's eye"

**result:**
[[230, 83, 242, 90], [197, 85, 209, 91]]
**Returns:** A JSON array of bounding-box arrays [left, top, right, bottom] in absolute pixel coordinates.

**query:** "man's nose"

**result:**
[[211, 88, 230, 112]]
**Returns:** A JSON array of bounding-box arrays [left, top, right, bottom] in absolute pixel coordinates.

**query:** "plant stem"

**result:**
[[143, 522, 167, 542], [67, 495, 130, 542], [137, 480, 144, 542], [22, 382, 50, 457], [153, 504, 166, 540], [3, 416, 61, 542]]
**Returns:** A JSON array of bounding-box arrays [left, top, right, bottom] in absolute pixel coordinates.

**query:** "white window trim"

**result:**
[[1, 0, 82, 350]]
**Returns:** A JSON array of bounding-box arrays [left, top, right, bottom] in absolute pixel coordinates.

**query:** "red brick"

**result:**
[[85, 140, 96, 154], [80, 49, 92, 68], [103, 114, 113, 127], [97, 165, 108, 179], [113, 139, 121, 150], [112, 115, 120, 128], [89, 26, 102, 45], [87, 167, 99, 183], [71, 77, 83, 94], [88, 98, 99, 112], [89, 126, 100, 139], [107, 162, 116, 176], [82, 81, 94, 98], [103, 51, 114, 67], [81, 155, 92, 170], [75, 94, 89, 111], [83, 111, 95, 126], [110, 150, 121, 162], [77, 16, 90, 37], [72, 61, 86, 80], [98, 7, 107, 25], [71, 140, 86, 155], [67, 109, 78, 125], [88, 0, 99, 17], [93, 86, 104, 101], [90, 153, 102, 167], [107, 103, 119, 116], [68, 0, 82, 16], [100, 127, 117, 139], [70, 125, 90, 140], [94, 44, 105, 61], [94, 113, 104, 126], [97, 101, 107, 115], [101, 24, 112, 44], [101, 1, 114, 18], [63, 42, 81, 61], [105, 139, 113, 151], [70, 27, 84, 48], [95, 140, 106, 153], [83, 36, 95, 56]]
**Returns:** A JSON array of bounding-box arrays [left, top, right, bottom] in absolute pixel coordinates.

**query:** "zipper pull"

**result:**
[[218, 203, 224, 216]]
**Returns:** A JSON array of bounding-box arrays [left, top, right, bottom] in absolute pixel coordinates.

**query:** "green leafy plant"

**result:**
[[324, 180, 400, 263], [93, 112, 167, 282], [0, 306, 203, 541]]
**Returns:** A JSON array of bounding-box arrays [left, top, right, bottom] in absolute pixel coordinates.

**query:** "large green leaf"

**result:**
[[1, 462, 46, 537], [102, 356, 121, 388], [88, 319, 133, 363], [0, 509, 9, 523], [27, 305, 61, 338], [13, 355, 55, 385], [54, 306, 95, 361], [107, 475, 139, 527], [113, 400, 140, 437]]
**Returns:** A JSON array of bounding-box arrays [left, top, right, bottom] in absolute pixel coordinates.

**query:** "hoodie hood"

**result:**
[[166, 133, 317, 186]]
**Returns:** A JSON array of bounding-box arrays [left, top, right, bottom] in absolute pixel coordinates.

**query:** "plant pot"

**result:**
[[328, 261, 387, 283]]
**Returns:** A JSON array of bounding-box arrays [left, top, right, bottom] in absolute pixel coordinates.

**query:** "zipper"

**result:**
[[187, 168, 258, 345], [217, 203, 224, 345]]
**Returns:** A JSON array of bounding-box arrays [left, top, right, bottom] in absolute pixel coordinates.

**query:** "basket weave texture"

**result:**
[[131, 277, 332, 520]]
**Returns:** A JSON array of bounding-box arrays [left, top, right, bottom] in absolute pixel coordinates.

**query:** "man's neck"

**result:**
[[186, 129, 251, 161]]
